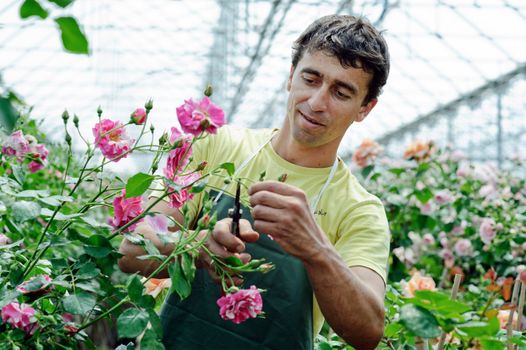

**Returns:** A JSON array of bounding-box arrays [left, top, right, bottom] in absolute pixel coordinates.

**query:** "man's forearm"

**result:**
[[303, 245, 385, 350]]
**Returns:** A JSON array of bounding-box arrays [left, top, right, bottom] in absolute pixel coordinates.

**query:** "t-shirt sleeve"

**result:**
[[333, 199, 390, 283]]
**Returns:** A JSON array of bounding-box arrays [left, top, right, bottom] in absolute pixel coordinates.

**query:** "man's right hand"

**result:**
[[196, 218, 259, 285]]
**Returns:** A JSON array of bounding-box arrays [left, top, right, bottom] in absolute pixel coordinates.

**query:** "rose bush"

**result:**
[[0, 91, 272, 349], [315, 140, 525, 349]]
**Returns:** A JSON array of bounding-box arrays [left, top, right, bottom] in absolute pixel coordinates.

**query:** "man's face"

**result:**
[[285, 50, 377, 150]]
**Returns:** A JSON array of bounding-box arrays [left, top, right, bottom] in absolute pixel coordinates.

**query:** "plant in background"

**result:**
[[0, 89, 273, 349]]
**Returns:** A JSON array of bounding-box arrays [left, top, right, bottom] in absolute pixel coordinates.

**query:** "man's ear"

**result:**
[[356, 98, 378, 122], [287, 65, 295, 91]]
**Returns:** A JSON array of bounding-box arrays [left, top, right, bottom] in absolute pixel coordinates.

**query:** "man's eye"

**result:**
[[302, 76, 315, 84], [335, 90, 350, 99]]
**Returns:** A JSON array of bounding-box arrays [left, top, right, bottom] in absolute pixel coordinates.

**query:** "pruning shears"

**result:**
[[228, 181, 242, 237]]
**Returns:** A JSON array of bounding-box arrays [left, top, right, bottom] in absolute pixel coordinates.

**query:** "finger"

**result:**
[[213, 219, 245, 253], [249, 190, 289, 210], [249, 180, 304, 197], [252, 220, 280, 240], [239, 253, 251, 264], [251, 204, 281, 223], [238, 219, 259, 242]]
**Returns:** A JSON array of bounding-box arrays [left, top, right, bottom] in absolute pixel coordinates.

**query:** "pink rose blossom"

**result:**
[[130, 108, 147, 125], [435, 190, 453, 205], [145, 214, 170, 234], [164, 127, 193, 180], [441, 249, 455, 268], [479, 218, 496, 244], [109, 190, 144, 232], [479, 184, 497, 200], [454, 239, 472, 257], [416, 201, 435, 215], [422, 233, 435, 245], [27, 160, 44, 173], [1, 302, 37, 334], [217, 285, 263, 324], [93, 119, 135, 162], [166, 173, 200, 209], [1, 130, 30, 158], [176, 96, 225, 136], [452, 225, 464, 236], [0, 234, 10, 245]]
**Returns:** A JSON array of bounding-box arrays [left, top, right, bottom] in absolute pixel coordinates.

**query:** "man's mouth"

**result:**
[[300, 111, 324, 126]]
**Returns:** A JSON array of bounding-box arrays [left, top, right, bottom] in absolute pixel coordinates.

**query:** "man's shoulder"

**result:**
[[212, 125, 275, 150], [332, 162, 383, 210]]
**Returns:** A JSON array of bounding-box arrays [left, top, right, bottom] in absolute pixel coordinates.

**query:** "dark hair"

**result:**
[[292, 15, 390, 104]]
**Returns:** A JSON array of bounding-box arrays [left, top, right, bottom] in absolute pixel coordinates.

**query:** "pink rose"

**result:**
[[93, 119, 135, 162], [351, 138, 383, 168], [422, 233, 435, 245], [416, 201, 435, 215], [27, 160, 44, 173], [435, 190, 453, 205], [145, 214, 170, 234], [176, 96, 225, 136], [1, 302, 37, 334], [163, 127, 193, 180], [109, 190, 144, 232], [441, 249, 455, 268], [166, 173, 200, 209], [479, 218, 496, 244], [1, 130, 30, 158], [497, 310, 525, 330], [402, 272, 436, 297], [0, 234, 10, 245], [130, 108, 147, 125], [454, 239, 472, 257], [217, 285, 263, 324]]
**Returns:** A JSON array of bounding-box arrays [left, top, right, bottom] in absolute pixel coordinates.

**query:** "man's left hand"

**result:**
[[248, 180, 330, 261]]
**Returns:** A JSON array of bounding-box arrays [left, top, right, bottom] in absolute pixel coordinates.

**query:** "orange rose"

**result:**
[[144, 278, 172, 298], [403, 140, 435, 163], [497, 310, 524, 330], [352, 138, 383, 168], [402, 272, 436, 297]]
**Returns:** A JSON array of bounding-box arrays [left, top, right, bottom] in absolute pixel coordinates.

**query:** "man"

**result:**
[[119, 14, 390, 350]]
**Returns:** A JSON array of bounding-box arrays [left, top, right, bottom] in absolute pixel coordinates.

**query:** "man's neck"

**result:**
[[271, 129, 338, 168]]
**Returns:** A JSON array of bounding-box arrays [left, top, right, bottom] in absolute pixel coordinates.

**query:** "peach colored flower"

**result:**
[[217, 285, 263, 324], [176, 96, 225, 136], [351, 138, 383, 168], [497, 310, 525, 330], [93, 119, 134, 161], [403, 140, 435, 162], [109, 190, 144, 233], [402, 272, 436, 297], [144, 278, 172, 298]]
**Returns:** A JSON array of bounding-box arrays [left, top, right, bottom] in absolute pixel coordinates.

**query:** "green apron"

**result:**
[[160, 190, 313, 349]]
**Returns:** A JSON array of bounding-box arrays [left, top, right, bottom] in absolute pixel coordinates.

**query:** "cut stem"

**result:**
[[437, 274, 462, 350]]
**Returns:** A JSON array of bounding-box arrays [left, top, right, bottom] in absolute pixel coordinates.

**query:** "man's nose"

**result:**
[[308, 87, 328, 112]]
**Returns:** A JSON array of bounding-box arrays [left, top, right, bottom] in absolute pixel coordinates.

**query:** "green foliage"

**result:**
[[55, 16, 89, 54]]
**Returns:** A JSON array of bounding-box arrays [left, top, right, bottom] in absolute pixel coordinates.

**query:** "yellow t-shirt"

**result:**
[[156, 125, 390, 335]]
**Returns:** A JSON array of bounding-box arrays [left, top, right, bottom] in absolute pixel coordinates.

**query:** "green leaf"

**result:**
[[54, 16, 89, 54], [224, 256, 243, 267], [40, 208, 83, 220], [414, 188, 433, 203], [180, 252, 196, 282], [411, 290, 471, 317], [11, 200, 41, 222], [219, 162, 235, 176], [140, 328, 165, 350], [38, 195, 73, 206], [127, 275, 144, 304], [117, 308, 149, 339], [125, 172, 155, 198], [85, 235, 113, 258], [137, 294, 155, 309], [147, 308, 163, 337], [144, 239, 161, 257], [20, 0, 48, 19], [360, 165, 375, 178], [14, 189, 50, 198], [479, 338, 505, 350], [76, 262, 100, 279], [0, 97, 20, 132], [457, 317, 500, 337], [168, 260, 191, 300], [189, 180, 208, 193], [388, 167, 406, 176], [384, 322, 403, 338], [399, 304, 441, 339], [20, 275, 50, 292], [62, 292, 96, 314], [47, 0, 74, 7]]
